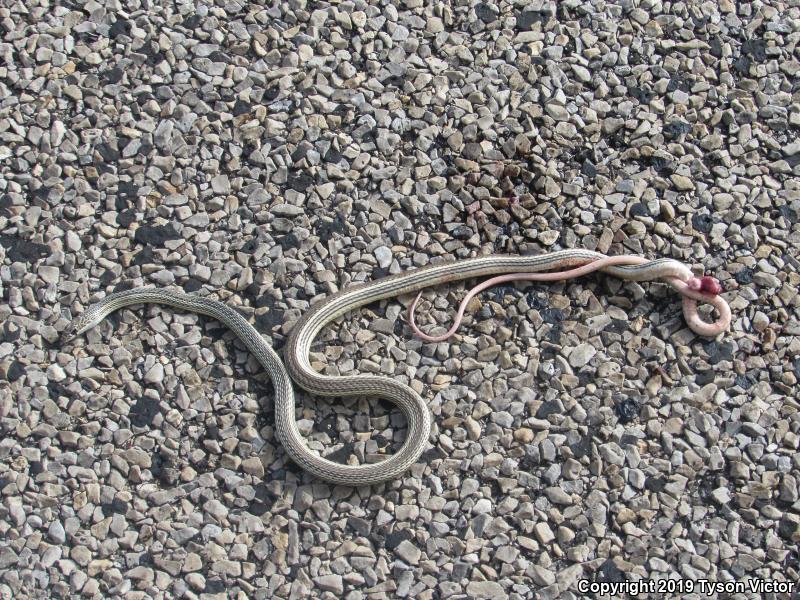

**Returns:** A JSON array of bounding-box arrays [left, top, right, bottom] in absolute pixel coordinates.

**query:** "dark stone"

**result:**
[[779, 204, 798, 223], [182, 278, 204, 293], [134, 223, 182, 246], [526, 291, 548, 310], [101, 497, 129, 517], [291, 144, 310, 162], [739, 524, 762, 547], [452, 561, 470, 580], [644, 155, 674, 174], [615, 398, 640, 424], [786, 153, 800, 168], [129, 396, 161, 428], [0, 194, 13, 217], [263, 86, 280, 102], [777, 515, 799, 541], [0, 235, 49, 262], [118, 209, 137, 228], [374, 432, 392, 447], [150, 451, 178, 486], [104, 67, 124, 84], [541, 308, 564, 324], [99, 269, 116, 286], [6, 361, 24, 382], [109, 19, 131, 39], [629, 203, 648, 217], [393, 319, 404, 337], [644, 476, 666, 492], [451, 225, 473, 240], [703, 341, 734, 365], [141, 45, 165, 67], [232, 99, 251, 117], [691, 213, 714, 233], [324, 443, 355, 464], [741, 38, 767, 62], [48, 381, 73, 404], [247, 483, 276, 516], [734, 268, 753, 285], [117, 181, 139, 198], [536, 400, 561, 419], [95, 143, 119, 162], [733, 55, 751, 76], [581, 160, 597, 178], [734, 373, 757, 390], [516, 10, 549, 29], [254, 307, 285, 337], [277, 233, 300, 251], [663, 120, 692, 140], [205, 579, 225, 594], [1, 322, 20, 342], [486, 284, 516, 304], [385, 528, 413, 551], [666, 76, 690, 93], [182, 15, 203, 29], [475, 3, 496, 22], [315, 415, 337, 437], [597, 559, 626, 583], [547, 322, 563, 343], [629, 86, 654, 104], [316, 212, 349, 242], [421, 446, 445, 463], [607, 319, 629, 334], [207, 51, 230, 63], [571, 433, 592, 458], [325, 148, 342, 163], [709, 36, 723, 58], [695, 370, 716, 386], [131, 247, 155, 267], [413, 213, 440, 233], [347, 516, 372, 536]]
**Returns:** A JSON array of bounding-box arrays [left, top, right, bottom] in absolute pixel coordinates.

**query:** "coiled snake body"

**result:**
[[65, 251, 730, 485]]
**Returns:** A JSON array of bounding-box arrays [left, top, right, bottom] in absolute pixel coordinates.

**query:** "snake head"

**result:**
[[61, 306, 102, 345]]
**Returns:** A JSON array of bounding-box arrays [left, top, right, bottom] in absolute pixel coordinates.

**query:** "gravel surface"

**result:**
[[1, 0, 799, 599]]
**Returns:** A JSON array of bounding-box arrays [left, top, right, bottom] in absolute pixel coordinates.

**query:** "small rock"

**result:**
[[466, 581, 507, 599], [48, 520, 67, 544], [314, 574, 343, 594], [568, 343, 596, 368], [534, 522, 555, 544], [374, 246, 393, 269], [394, 540, 421, 565], [211, 174, 231, 194], [670, 174, 695, 191]]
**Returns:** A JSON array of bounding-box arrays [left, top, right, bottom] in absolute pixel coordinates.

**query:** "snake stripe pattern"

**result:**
[[65, 250, 731, 485]]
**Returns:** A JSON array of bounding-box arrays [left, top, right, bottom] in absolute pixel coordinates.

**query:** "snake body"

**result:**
[[65, 250, 729, 485]]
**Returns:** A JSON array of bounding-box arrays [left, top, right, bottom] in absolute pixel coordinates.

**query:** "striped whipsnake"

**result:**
[[65, 250, 730, 485]]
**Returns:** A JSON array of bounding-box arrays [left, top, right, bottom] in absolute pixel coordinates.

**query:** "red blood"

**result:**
[[699, 276, 722, 295]]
